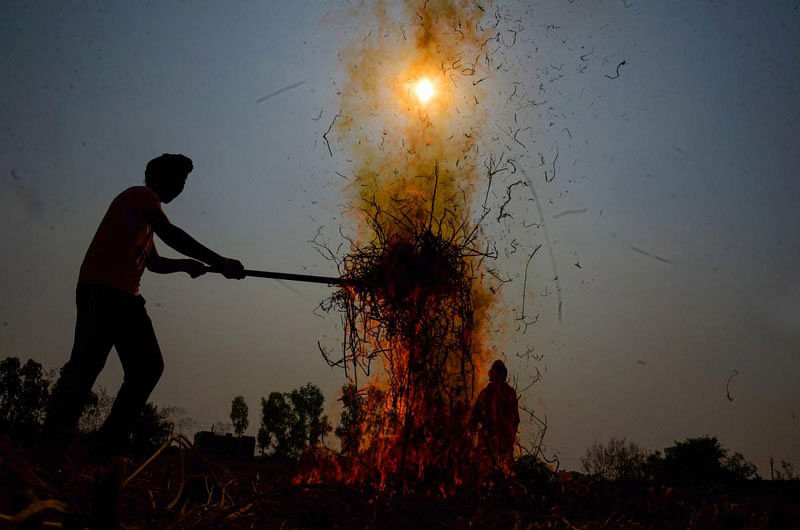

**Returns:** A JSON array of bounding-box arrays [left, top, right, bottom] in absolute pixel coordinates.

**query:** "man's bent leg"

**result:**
[[43, 286, 115, 449], [97, 296, 164, 453]]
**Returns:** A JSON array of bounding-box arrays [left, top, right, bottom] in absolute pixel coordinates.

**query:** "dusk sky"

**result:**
[[1, 0, 798, 474]]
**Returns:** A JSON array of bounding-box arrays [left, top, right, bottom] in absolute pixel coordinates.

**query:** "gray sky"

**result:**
[[1, 0, 798, 474]]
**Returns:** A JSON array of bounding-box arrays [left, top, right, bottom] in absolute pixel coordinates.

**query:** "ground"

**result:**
[[1, 437, 799, 529]]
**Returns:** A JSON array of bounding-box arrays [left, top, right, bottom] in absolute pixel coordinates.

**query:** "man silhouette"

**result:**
[[471, 359, 520, 465], [43, 154, 245, 457]]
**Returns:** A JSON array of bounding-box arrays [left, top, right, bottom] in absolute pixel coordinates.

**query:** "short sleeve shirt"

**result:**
[[78, 186, 163, 295]]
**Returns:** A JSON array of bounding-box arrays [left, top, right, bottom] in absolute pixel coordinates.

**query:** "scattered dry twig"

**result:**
[[322, 110, 342, 158], [605, 60, 627, 79]]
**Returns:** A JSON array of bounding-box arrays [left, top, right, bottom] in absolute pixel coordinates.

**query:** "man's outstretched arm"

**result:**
[[146, 243, 208, 278], [146, 209, 245, 279]]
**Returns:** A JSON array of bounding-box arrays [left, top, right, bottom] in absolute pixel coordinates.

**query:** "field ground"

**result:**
[[2, 438, 799, 529]]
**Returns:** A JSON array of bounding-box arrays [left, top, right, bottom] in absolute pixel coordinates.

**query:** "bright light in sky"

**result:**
[[414, 78, 435, 104]]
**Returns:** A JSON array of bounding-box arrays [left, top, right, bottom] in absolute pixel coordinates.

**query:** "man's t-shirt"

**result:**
[[78, 186, 163, 295]]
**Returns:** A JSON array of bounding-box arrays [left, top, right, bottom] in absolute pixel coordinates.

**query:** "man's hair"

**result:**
[[490, 359, 508, 381], [145, 153, 193, 189]]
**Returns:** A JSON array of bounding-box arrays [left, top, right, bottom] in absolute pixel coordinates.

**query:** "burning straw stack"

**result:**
[[301, 0, 502, 492], [312, 184, 496, 491]]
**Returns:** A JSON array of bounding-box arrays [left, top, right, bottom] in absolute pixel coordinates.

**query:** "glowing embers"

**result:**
[[414, 78, 435, 104]]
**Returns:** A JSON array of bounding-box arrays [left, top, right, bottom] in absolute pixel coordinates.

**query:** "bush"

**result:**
[[580, 437, 647, 480], [774, 460, 799, 480], [128, 402, 174, 456], [78, 386, 113, 433], [647, 436, 757, 484]]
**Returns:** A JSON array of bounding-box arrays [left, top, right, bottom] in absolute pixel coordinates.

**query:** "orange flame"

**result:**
[[302, 0, 508, 492]]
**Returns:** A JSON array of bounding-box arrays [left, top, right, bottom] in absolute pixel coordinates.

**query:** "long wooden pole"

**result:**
[[205, 267, 349, 286]]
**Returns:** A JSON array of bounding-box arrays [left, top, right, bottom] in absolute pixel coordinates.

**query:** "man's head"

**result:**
[[489, 359, 508, 383], [145, 153, 193, 203]]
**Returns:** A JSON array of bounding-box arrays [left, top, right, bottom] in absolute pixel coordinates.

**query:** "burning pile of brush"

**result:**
[[335, 203, 481, 365], [307, 191, 497, 492], [300, 0, 504, 492]]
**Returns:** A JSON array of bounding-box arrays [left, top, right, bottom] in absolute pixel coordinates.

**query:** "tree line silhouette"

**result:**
[[0, 356, 180, 456], [577, 436, 778, 484], [3, 355, 798, 484]]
